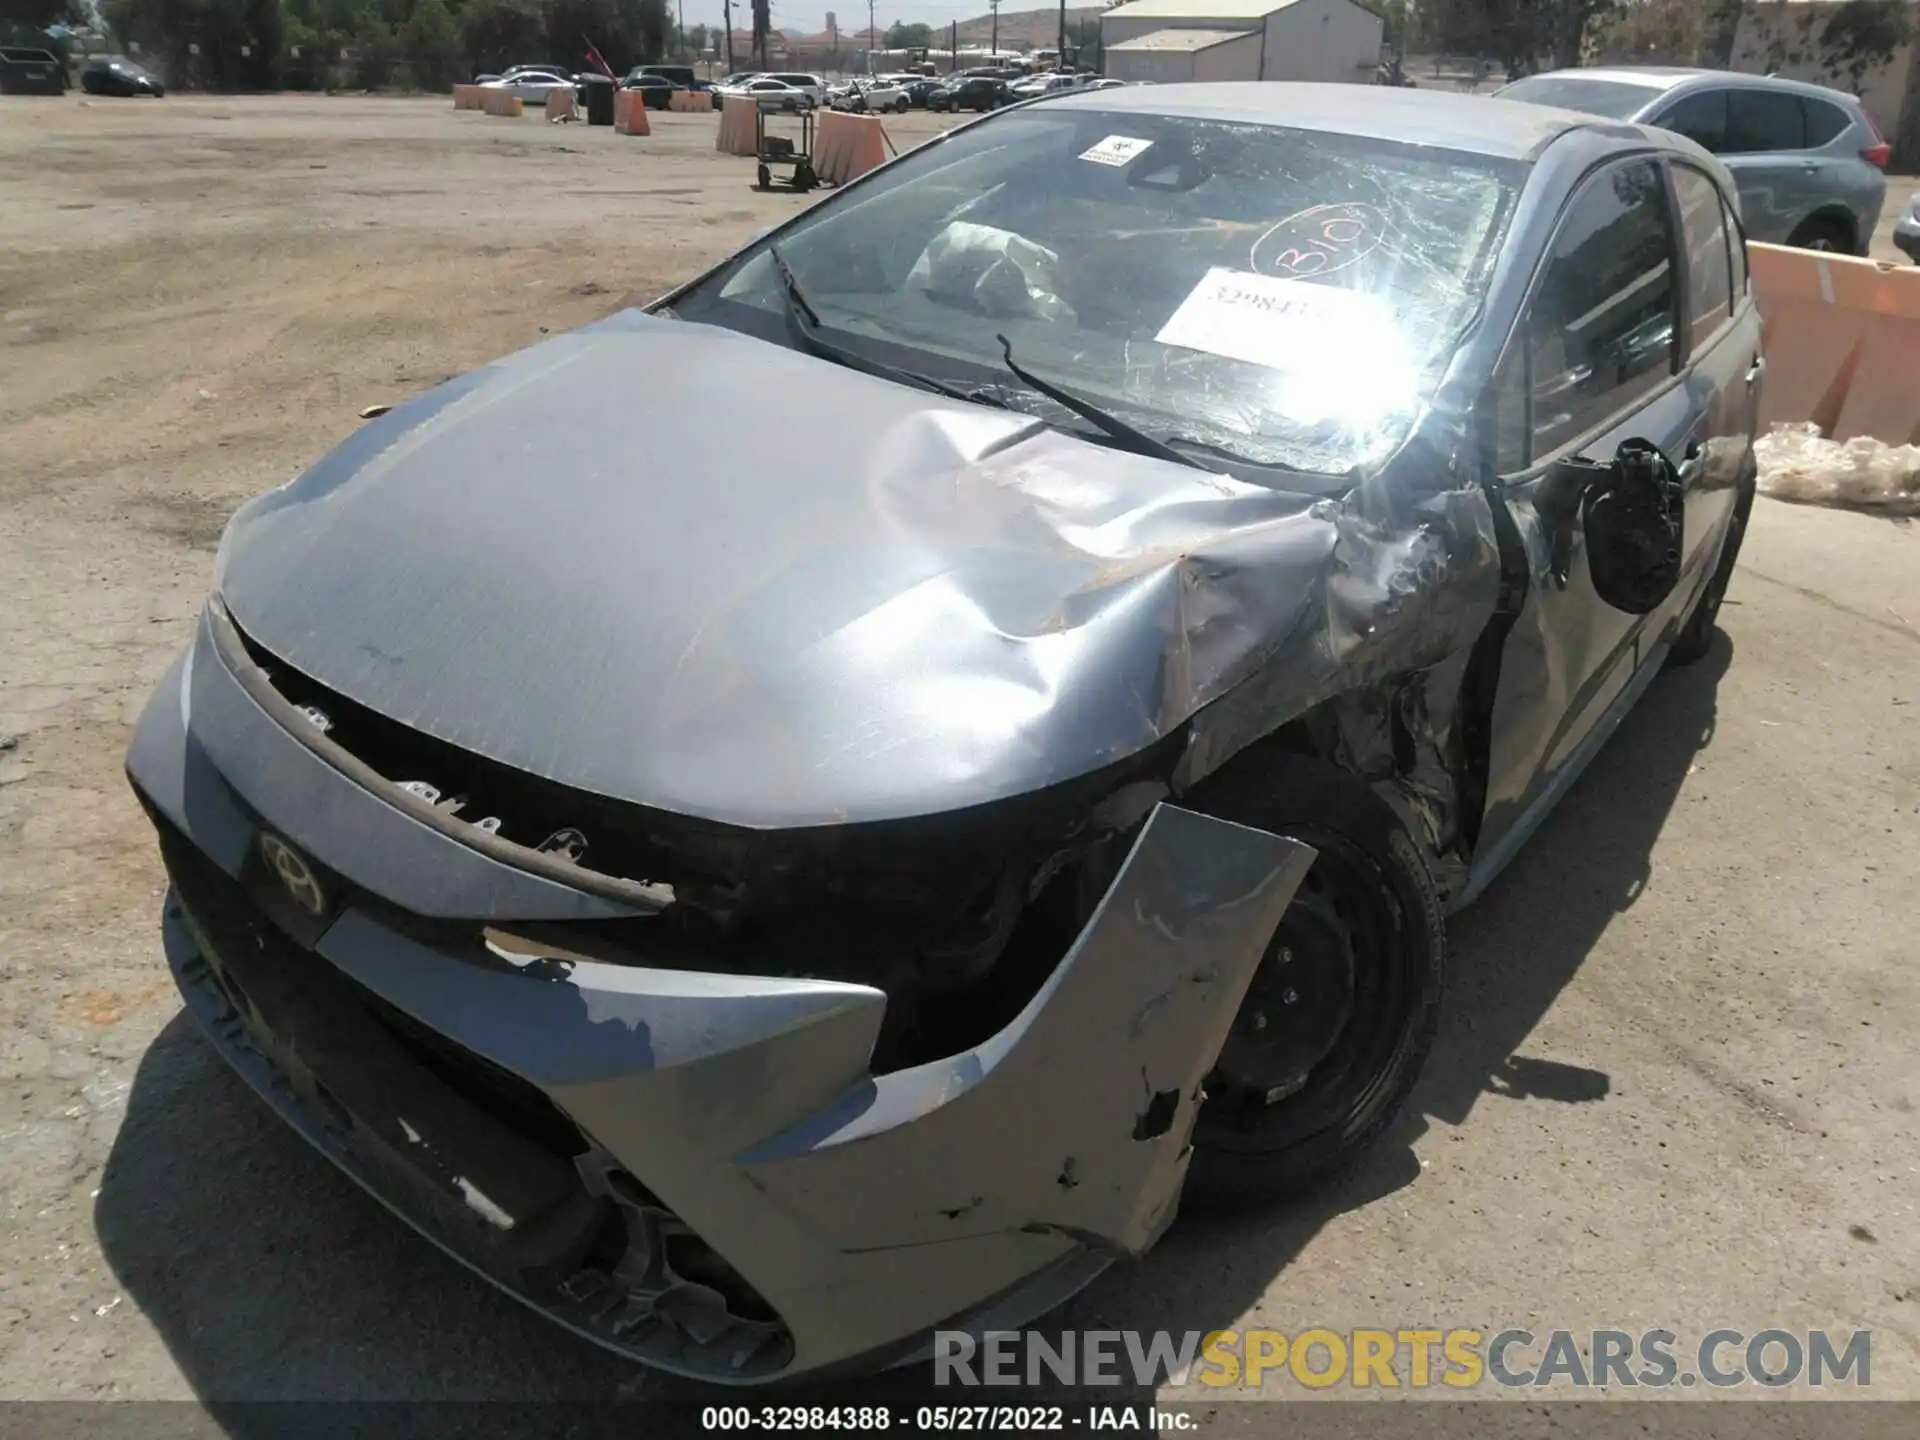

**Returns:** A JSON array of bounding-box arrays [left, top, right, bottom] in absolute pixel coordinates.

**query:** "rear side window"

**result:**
[[1658, 90, 1728, 152], [1802, 98, 1850, 147], [1726, 89, 1806, 152], [1673, 165, 1734, 348], [1526, 160, 1678, 453]]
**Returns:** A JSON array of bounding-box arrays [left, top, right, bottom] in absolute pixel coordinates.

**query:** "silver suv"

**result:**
[[1496, 67, 1889, 254]]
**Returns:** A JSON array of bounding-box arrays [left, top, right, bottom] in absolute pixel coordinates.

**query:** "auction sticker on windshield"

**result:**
[[1155, 267, 1394, 373], [1079, 135, 1154, 166]]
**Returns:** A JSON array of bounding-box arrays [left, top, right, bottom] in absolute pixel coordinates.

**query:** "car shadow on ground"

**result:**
[[93, 636, 1730, 1421]]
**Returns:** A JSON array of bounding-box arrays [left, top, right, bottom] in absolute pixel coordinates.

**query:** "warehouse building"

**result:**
[[1100, 0, 1384, 86]]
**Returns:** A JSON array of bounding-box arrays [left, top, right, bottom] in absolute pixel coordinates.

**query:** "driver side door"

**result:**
[[1467, 156, 1705, 891]]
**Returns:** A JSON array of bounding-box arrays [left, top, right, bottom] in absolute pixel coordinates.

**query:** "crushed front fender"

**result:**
[[735, 803, 1315, 1256]]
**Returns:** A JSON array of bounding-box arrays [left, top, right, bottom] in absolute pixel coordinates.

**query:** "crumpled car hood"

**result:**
[[216, 310, 1443, 828]]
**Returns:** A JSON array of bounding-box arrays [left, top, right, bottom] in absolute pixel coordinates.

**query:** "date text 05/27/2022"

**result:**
[[700, 1405, 1195, 1432]]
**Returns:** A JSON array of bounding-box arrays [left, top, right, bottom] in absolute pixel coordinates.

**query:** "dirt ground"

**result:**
[[1, 94, 1917, 1409]]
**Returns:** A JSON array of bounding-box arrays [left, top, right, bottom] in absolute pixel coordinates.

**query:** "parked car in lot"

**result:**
[[620, 69, 679, 108], [78, 56, 164, 97], [482, 69, 573, 104], [0, 45, 67, 95], [900, 75, 946, 108], [1008, 72, 1087, 101], [1494, 67, 1888, 254], [482, 63, 560, 86], [639, 64, 709, 92], [928, 75, 1010, 111], [826, 75, 912, 113], [760, 71, 826, 106], [713, 76, 811, 112], [130, 82, 1760, 1388]]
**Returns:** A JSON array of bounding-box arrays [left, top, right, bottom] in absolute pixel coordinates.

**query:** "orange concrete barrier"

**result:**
[[814, 109, 889, 186], [452, 84, 486, 111], [716, 98, 759, 157], [481, 88, 524, 117], [1748, 242, 1920, 446], [614, 88, 652, 135], [669, 91, 714, 113], [544, 84, 577, 122]]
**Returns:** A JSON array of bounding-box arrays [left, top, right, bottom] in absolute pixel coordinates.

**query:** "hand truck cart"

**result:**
[[755, 98, 818, 193]]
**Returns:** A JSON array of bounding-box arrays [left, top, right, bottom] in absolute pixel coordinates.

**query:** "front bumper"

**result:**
[[126, 606, 1313, 1384]]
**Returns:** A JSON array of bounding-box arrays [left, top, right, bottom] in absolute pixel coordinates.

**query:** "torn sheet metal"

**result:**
[[213, 311, 1505, 832], [737, 804, 1315, 1255]]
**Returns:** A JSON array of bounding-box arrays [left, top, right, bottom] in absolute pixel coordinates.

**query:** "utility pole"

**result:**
[[868, 0, 876, 72], [723, 0, 734, 71], [949, 18, 957, 73], [989, 0, 999, 58], [676, 0, 684, 58], [1057, 0, 1067, 69]]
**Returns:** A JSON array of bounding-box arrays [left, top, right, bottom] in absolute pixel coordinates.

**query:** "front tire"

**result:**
[[1179, 753, 1446, 1206]]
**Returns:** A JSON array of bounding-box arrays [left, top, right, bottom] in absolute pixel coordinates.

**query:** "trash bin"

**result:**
[[576, 73, 615, 126]]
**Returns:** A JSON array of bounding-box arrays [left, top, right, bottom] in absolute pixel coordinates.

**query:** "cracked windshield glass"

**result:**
[[676, 106, 1525, 477]]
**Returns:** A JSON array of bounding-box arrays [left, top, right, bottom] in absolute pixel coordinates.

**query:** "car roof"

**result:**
[[1044, 81, 1601, 160], [1520, 66, 1867, 110]]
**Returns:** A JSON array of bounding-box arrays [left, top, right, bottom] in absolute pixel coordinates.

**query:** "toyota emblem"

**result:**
[[260, 833, 327, 917]]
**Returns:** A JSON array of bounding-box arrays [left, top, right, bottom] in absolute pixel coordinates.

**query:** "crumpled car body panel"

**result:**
[[213, 310, 1499, 831], [128, 624, 1312, 1379]]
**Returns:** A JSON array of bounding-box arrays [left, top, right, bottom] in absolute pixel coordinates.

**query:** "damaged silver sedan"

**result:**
[[125, 84, 1761, 1382]]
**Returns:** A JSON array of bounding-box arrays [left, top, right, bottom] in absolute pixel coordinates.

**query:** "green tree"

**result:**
[[458, 0, 546, 75], [400, 0, 460, 86], [883, 21, 930, 49], [1427, 0, 1624, 77], [750, 0, 766, 66]]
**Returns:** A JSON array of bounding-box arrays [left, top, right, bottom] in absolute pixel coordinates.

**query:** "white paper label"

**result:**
[[1154, 267, 1391, 372], [1078, 135, 1154, 167]]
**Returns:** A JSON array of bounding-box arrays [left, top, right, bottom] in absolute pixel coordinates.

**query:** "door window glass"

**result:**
[[1673, 165, 1734, 348], [1801, 98, 1849, 147], [1658, 90, 1728, 152], [1726, 89, 1807, 152], [1526, 161, 1678, 454]]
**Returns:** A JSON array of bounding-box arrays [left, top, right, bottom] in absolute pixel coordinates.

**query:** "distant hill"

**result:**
[[952, 8, 1109, 50]]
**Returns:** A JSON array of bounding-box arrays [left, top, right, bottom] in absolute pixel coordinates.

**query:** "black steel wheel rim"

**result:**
[[1202, 832, 1418, 1154]]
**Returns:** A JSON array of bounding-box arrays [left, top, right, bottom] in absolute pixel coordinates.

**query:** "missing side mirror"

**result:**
[[1548, 438, 1685, 615]]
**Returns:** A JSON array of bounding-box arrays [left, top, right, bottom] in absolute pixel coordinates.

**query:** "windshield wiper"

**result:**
[[993, 333, 1218, 473], [767, 247, 1010, 407]]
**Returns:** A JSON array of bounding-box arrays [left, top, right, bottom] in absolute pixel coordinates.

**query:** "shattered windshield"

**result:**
[[674, 107, 1526, 476]]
